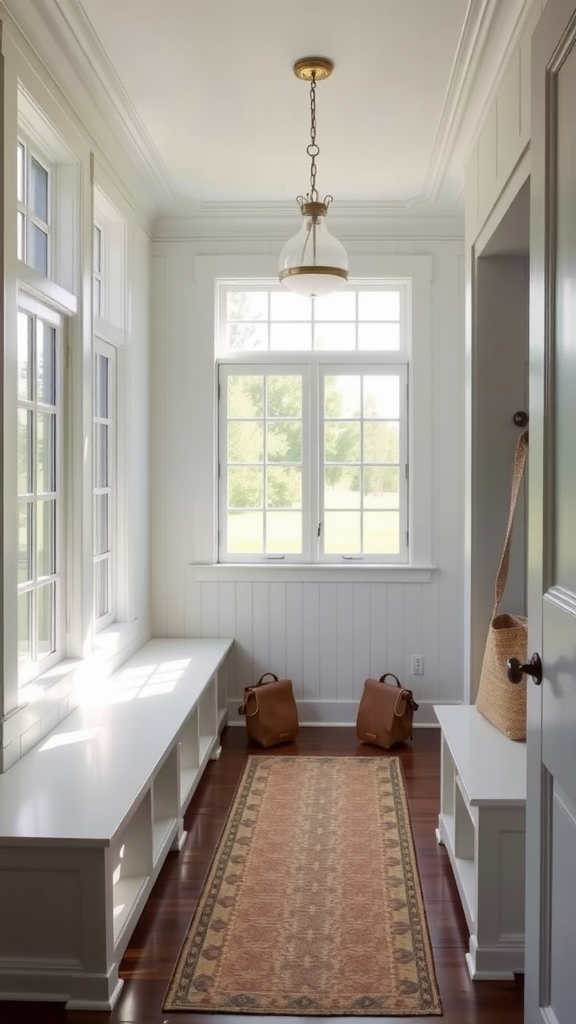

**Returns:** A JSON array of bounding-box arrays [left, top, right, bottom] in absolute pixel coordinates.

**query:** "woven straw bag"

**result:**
[[475, 431, 528, 741]]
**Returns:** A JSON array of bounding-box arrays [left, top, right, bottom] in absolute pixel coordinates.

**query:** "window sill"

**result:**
[[17, 261, 77, 315], [191, 563, 435, 584], [12, 622, 143, 718]]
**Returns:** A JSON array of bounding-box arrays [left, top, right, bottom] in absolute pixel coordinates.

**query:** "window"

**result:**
[[17, 138, 51, 276], [93, 341, 116, 628], [93, 184, 127, 336], [217, 283, 409, 564], [93, 224, 104, 318], [17, 301, 64, 684]]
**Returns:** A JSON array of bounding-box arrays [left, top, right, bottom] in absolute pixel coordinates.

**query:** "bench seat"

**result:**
[[0, 637, 233, 1010]]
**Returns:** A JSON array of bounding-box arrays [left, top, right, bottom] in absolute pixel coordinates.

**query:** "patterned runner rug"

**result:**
[[164, 755, 442, 1016]]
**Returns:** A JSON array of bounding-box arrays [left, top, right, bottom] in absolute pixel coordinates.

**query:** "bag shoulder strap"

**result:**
[[378, 673, 401, 687], [256, 673, 278, 686], [238, 673, 278, 715], [493, 430, 528, 615]]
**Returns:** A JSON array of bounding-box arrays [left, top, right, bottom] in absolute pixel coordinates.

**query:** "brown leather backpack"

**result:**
[[356, 673, 419, 749], [238, 673, 299, 748]]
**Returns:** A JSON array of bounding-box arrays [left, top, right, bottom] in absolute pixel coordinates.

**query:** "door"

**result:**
[[526, 2, 576, 1022]]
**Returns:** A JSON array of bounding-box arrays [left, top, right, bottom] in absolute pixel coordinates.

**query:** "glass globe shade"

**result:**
[[279, 202, 348, 298]]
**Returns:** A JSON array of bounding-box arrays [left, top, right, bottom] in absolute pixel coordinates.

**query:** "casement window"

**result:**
[[17, 138, 51, 277], [93, 340, 116, 629], [17, 300, 64, 684], [217, 283, 409, 564]]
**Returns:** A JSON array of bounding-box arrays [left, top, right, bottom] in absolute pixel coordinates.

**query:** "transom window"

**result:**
[[222, 286, 403, 352], [17, 139, 51, 276], [217, 282, 409, 564], [17, 301, 64, 684]]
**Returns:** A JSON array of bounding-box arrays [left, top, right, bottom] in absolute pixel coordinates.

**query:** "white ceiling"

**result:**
[[78, 0, 470, 210], [8, 0, 535, 219]]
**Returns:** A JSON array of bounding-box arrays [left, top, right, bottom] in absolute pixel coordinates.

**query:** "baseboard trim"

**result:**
[[227, 699, 456, 728]]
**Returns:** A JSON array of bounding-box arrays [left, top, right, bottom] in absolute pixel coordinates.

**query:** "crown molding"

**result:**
[[158, 198, 455, 221], [153, 208, 464, 243], [1, 0, 178, 212], [424, 0, 538, 199]]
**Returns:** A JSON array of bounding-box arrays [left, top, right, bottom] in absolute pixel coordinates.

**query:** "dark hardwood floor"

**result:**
[[3, 727, 524, 1023]]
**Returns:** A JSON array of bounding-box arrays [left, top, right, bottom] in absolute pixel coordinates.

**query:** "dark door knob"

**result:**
[[507, 653, 543, 686]]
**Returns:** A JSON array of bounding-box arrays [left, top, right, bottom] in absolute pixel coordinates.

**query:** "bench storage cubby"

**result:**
[[434, 704, 527, 979], [0, 637, 233, 1010]]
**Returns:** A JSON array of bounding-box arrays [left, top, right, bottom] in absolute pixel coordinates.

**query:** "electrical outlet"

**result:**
[[412, 655, 424, 676]]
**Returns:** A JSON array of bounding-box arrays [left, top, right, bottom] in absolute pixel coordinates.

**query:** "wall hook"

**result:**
[[513, 411, 529, 428]]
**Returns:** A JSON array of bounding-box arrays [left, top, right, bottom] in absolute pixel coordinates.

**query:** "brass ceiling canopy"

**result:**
[[293, 58, 334, 82]]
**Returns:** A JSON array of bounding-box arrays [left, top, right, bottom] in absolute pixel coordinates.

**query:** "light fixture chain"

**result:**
[[306, 72, 319, 201]]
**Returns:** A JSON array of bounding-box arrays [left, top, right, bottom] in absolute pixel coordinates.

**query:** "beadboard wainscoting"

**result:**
[[185, 571, 461, 725]]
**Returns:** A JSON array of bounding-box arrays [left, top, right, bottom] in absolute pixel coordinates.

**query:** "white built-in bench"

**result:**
[[0, 637, 233, 1010], [434, 704, 527, 980]]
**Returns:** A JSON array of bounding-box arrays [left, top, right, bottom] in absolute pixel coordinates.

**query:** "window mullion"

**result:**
[[217, 367, 227, 561], [262, 378, 268, 556], [401, 367, 409, 556], [308, 364, 320, 564], [359, 374, 364, 555]]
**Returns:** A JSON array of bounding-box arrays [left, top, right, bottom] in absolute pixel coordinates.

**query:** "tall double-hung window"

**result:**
[[217, 283, 409, 564], [92, 183, 128, 631], [93, 340, 116, 626], [17, 301, 64, 684]]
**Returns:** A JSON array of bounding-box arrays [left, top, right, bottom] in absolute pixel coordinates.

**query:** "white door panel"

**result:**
[[549, 786, 576, 1024], [527, 2, 576, 1022]]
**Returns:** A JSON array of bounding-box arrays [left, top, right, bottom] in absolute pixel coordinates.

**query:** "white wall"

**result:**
[[463, 0, 548, 697], [0, 9, 153, 770], [469, 252, 529, 696], [151, 223, 465, 724]]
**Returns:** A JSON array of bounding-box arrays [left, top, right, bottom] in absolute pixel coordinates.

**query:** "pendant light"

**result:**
[[278, 58, 348, 298]]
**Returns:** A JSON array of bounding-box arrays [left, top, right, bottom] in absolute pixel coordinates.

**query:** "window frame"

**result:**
[[216, 280, 411, 565], [93, 222, 104, 320], [191, 254, 433, 579], [218, 356, 409, 564], [17, 294, 65, 689], [93, 338, 117, 631], [17, 135, 52, 278], [218, 362, 311, 563], [217, 280, 408, 355], [91, 175, 130, 632], [318, 361, 408, 564]]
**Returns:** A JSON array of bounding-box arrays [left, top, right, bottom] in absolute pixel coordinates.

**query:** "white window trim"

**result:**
[[191, 254, 434, 580], [93, 184, 128, 342], [17, 86, 81, 305]]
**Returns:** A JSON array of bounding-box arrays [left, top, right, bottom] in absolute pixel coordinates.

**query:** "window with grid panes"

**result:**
[[17, 301, 64, 684], [93, 224, 104, 318], [93, 341, 116, 628], [217, 283, 409, 563], [17, 138, 51, 276]]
